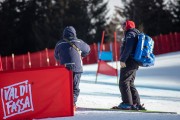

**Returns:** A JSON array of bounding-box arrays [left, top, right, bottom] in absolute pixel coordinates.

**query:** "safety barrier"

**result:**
[[0, 66, 73, 120], [0, 32, 180, 71]]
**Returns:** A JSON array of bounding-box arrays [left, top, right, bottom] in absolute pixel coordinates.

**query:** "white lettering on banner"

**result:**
[[1, 80, 34, 119]]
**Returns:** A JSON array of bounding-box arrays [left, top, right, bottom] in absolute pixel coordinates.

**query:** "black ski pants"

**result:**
[[119, 68, 140, 105], [73, 72, 81, 105]]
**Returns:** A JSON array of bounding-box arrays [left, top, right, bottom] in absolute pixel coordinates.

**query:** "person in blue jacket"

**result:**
[[54, 26, 90, 110], [118, 20, 146, 110]]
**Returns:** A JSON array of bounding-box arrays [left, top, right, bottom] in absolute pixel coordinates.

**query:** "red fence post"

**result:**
[[93, 43, 98, 63], [1, 32, 179, 70], [22, 55, 25, 69], [87, 54, 89, 64], [177, 33, 180, 50], [161, 34, 170, 54], [5, 56, 8, 71], [39, 51, 42, 67], [154, 36, 161, 55], [152, 36, 157, 55], [172, 33, 176, 52], [45, 48, 50, 66], [160, 34, 166, 54], [168, 33, 173, 52], [12, 53, 15, 70], [174, 32, 180, 51], [0, 55, 3, 71], [28, 52, 31, 68], [165, 35, 171, 53]]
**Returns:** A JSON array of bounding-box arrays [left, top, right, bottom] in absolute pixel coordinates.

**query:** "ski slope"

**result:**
[[39, 51, 180, 120]]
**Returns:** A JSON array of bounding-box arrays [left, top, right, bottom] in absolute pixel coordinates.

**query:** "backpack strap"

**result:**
[[64, 38, 82, 55], [133, 29, 141, 35], [129, 29, 140, 57]]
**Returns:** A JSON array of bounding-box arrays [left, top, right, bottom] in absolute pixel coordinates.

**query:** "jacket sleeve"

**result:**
[[79, 40, 91, 57], [120, 32, 136, 62], [54, 42, 60, 61]]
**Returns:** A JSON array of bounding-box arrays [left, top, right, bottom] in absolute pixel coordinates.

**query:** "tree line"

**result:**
[[0, 0, 179, 56]]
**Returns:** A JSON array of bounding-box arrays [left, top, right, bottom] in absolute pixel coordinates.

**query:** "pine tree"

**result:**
[[0, 0, 108, 56], [122, 0, 174, 36], [87, 0, 109, 43], [169, 0, 180, 32], [0, 0, 28, 55]]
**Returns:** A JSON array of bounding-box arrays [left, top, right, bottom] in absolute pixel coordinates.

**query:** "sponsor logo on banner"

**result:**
[[1, 80, 34, 119]]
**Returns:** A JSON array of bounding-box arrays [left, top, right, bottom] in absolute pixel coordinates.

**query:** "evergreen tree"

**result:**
[[87, 0, 109, 43], [0, 0, 25, 55], [169, 0, 180, 32], [0, 0, 108, 56], [61, 0, 93, 43], [0, 0, 58, 55], [122, 0, 174, 36]]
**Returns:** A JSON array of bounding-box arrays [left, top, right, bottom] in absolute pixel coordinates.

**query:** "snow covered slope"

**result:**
[[39, 52, 180, 120]]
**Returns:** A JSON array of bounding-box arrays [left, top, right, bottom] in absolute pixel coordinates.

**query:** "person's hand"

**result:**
[[120, 62, 126, 68]]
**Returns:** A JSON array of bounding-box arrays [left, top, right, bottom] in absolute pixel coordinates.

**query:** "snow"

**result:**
[[104, 0, 124, 23], [38, 51, 180, 120], [45, 112, 180, 120]]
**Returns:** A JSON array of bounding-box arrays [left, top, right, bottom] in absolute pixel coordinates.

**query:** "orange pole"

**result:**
[[114, 32, 118, 84], [96, 31, 105, 83]]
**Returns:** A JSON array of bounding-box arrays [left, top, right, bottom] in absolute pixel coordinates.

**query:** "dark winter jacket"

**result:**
[[120, 28, 140, 69], [54, 26, 90, 72]]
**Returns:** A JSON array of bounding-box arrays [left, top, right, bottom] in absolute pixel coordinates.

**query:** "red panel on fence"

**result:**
[[175, 32, 180, 51], [1, 32, 180, 70], [0, 66, 73, 120], [97, 60, 117, 76], [152, 36, 158, 55], [83, 43, 98, 64]]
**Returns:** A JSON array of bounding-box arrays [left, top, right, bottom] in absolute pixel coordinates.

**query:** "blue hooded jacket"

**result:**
[[54, 26, 90, 72]]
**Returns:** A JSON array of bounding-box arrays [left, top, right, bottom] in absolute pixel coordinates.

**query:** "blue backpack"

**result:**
[[133, 33, 155, 67]]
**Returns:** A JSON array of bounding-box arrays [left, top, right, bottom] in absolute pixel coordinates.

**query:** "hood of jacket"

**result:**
[[63, 26, 77, 40]]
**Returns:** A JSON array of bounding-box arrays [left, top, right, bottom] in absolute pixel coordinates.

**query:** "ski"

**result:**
[[76, 107, 177, 114]]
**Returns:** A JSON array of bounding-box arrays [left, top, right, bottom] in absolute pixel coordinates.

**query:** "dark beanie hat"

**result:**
[[63, 26, 77, 39]]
